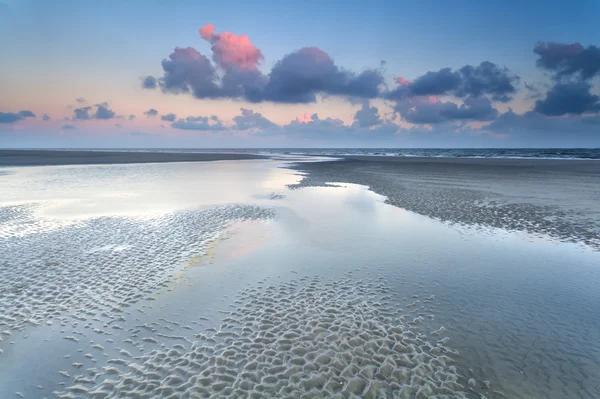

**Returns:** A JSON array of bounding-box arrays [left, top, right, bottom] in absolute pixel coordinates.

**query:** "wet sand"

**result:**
[[290, 156, 600, 249], [1, 159, 599, 398], [0, 150, 265, 166]]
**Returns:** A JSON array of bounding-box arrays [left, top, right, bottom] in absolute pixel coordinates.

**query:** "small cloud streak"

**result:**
[[161, 113, 177, 122], [72, 104, 116, 120], [144, 108, 159, 117], [0, 110, 36, 123]]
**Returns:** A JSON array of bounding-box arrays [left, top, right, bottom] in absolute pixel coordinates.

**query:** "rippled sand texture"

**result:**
[[289, 157, 600, 249], [0, 204, 274, 334], [51, 275, 482, 399]]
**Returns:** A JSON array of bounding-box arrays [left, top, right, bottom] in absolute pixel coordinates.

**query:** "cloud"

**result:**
[[534, 81, 600, 116], [524, 82, 544, 99], [43, 114, 51, 121], [146, 25, 383, 103], [171, 115, 225, 131], [73, 106, 92, 120], [0, 110, 36, 123], [73, 104, 116, 120], [199, 24, 263, 70], [115, 123, 121, 128], [144, 108, 159, 117], [283, 113, 399, 142], [534, 42, 600, 80], [141, 76, 158, 89], [387, 61, 518, 102], [157, 47, 221, 98], [161, 113, 177, 122], [486, 109, 600, 146], [128, 114, 136, 121], [75, 97, 87, 104], [61, 124, 76, 130], [295, 113, 314, 123], [403, 96, 499, 124], [95, 105, 116, 119], [258, 47, 384, 103], [352, 102, 382, 128], [233, 108, 277, 130], [18, 110, 36, 118]]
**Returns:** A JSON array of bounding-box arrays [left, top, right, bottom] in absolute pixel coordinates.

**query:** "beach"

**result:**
[[0, 150, 266, 166], [0, 153, 599, 399], [291, 156, 600, 249]]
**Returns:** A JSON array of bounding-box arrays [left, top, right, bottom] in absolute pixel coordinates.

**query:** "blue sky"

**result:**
[[1, 0, 599, 147]]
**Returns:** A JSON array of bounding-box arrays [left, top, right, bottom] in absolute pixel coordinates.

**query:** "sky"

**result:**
[[1, 0, 600, 148]]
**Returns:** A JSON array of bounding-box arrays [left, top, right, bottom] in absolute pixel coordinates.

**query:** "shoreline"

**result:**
[[0, 149, 266, 166], [289, 156, 600, 249]]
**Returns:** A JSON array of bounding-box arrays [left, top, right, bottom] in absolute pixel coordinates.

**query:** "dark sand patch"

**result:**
[[0, 150, 266, 166], [289, 156, 600, 249]]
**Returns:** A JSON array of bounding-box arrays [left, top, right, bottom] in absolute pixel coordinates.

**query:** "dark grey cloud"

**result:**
[[406, 68, 461, 97], [73, 106, 92, 120], [486, 109, 600, 146], [61, 124, 76, 130], [534, 42, 600, 81], [159, 47, 221, 98], [352, 102, 382, 128], [141, 76, 158, 89], [534, 81, 600, 116], [161, 113, 177, 122], [524, 82, 544, 99], [387, 62, 518, 102], [128, 114, 136, 121], [171, 115, 224, 131], [233, 108, 277, 130], [43, 114, 51, 121], [0, 112, 23, 124], [75, 97, 87, 104], [147, 46, 383, 103], [18, 110, 36, 118], [73, 104, 116, 120], [258, 48, 384, 103], [144, 108, 158, 117], [95, 105, 116, 119], [282, 113, 399, 142], [403, 96, 499, 124], [0, 110, 36, 123]]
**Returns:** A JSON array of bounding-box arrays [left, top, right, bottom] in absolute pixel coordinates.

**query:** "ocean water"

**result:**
[[1, 159, 599, 398], [25, 147, 600, 160]]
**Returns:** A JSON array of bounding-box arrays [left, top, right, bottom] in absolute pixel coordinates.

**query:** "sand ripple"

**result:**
[[56, 276, 470, 398], [0, 204, 275, 335]]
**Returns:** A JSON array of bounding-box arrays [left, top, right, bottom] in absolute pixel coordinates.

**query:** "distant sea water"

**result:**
[[22, 148, 600, 160]]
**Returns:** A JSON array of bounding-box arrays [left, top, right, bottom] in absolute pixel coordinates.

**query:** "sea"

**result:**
[[24, 147, 600, 160]]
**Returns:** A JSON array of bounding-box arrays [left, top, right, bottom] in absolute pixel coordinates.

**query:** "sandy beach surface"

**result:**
[[0, 150, 266, 166], [1, 156, 599, 399], [291, 156, 600, 249]]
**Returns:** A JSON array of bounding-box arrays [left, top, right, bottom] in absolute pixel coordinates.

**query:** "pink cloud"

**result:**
[[396, 77, 412, 86], [199, 24, 263, 70], [417, 95, 439, 104], [295, 113, 314, 123]]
